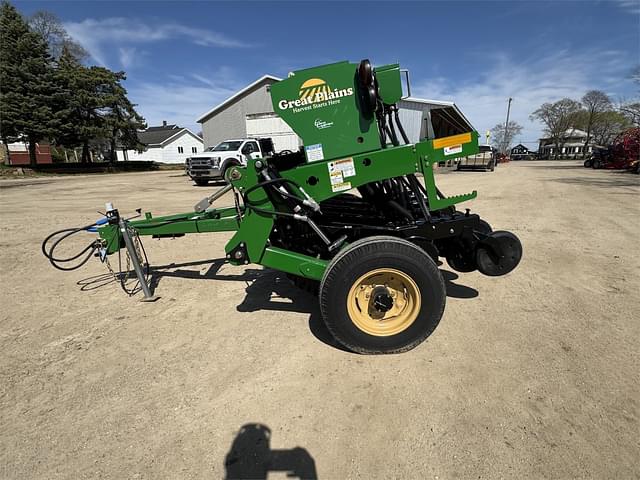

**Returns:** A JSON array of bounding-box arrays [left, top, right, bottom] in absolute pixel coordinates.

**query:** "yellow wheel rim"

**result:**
[[346, 268, 422, 337]]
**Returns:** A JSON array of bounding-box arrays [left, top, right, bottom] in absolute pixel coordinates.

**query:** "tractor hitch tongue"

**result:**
[[43, 58, 522, 354]]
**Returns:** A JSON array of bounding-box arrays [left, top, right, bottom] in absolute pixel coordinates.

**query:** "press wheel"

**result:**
[[476, 231, 522, 277]]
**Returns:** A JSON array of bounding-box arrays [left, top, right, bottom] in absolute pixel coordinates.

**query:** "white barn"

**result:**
[[117, 123, 204, 164]]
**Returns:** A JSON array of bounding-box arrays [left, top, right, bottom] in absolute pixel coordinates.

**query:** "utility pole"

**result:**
[[503, 97, 513, 155]]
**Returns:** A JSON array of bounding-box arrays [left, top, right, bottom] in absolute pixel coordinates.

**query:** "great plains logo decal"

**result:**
[[278, 78, 353, 113], [314, 118, 333, 129]]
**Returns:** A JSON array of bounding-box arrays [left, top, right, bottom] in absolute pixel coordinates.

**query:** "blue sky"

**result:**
[[15, 0, 640, 146]]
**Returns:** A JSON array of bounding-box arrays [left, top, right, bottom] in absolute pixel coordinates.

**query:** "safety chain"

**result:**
[[100, 224, 149, 294]]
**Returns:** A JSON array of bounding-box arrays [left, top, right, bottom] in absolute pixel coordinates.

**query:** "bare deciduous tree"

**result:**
[[591, 111, 631, 145], [619, 102, 640, 126], [530, 98, 581, 159], [580, 90, 612, 157], [490, 121, 523, 153], [619, 66, 640, 126], [29, 10, 88, 61]]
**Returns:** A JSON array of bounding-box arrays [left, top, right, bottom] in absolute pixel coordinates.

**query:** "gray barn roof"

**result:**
[[196, 75, 282, 124]]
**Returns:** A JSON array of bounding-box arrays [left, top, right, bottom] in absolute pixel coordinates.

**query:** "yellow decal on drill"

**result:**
[[433, 132, 472, 150], [299, 78, 331, 100]]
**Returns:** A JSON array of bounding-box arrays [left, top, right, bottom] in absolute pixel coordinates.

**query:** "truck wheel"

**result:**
[[592, 159, 602, 169], [489, 161, 495, 172], [583, 159, 592, 168], [319, 236, 445, 354], [222, 162, 240, 182], [194, 178, 208, 186]]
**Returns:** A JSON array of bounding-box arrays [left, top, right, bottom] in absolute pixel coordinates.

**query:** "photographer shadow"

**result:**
[[224, 423, 317, 480]]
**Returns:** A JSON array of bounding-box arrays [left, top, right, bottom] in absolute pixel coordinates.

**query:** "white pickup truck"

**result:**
[[185, 138, 277, 185]]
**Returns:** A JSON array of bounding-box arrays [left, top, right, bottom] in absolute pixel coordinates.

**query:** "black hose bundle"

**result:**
[[41, 223, 101, 271], [42, 219, 151, 296]]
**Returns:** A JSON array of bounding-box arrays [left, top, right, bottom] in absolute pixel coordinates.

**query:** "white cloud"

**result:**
[[412, 48, 633, 146], [118, 47, 137, 69], [64, 17, 252, 68], [614, 0, 640, 14], [127, 70, 242, 131]]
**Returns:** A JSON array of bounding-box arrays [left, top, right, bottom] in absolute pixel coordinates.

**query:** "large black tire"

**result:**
[[194, 178, 208, 186], [446, 219, 492, 273], [319, 236, 446, 354], [489, 161, 495, 172], [592, 159, 602, 169], [583, 159, 593, 168]]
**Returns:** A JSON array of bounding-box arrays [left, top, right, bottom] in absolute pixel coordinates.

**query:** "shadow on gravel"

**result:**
[[77, 272, 117, 291], [550, 174, 639, 189], [0, 180, 55, 188], [80, 258, 479, 352], [224, 423, 317, 479], [441, 270, 479, 299], [525, 164, 584, 169]]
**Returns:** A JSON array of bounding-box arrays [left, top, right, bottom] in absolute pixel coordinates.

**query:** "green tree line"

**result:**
[[0, 1, 145, 165]]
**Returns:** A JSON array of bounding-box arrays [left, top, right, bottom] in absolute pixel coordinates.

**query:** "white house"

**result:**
[[538, 128, 599, 158], [117, 122, 204, 164]]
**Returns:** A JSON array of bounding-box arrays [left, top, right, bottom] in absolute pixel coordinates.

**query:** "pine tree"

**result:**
[[102, 72, 146, 163], [54, 50, 112, 162], [52, 47, 84, 153], [0, 1, 55, 166]]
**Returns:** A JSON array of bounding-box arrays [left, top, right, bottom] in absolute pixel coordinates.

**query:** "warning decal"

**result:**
[[327, 158, 356, 192]]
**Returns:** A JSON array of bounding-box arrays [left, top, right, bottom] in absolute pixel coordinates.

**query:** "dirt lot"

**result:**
[[1, 161, 638, 479]]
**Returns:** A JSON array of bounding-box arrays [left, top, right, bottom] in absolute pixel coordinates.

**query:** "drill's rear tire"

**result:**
[[320, 236, 445, 354]]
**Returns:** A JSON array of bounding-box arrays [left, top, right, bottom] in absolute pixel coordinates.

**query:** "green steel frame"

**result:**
[[97, 132, 479, 281], [97, 59, 482, 283]]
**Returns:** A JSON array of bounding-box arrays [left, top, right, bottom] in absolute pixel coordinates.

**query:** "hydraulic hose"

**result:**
[[386, 109, 400, 146], [242, 177, 308, 217], [41, 219, 105, 271], [394, 108, 410, 144], [42, 214, 152, 297]]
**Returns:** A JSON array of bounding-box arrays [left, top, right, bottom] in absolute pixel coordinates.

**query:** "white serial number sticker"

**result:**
[[444, 144, 463, 156], [305, 143, 324, 162]]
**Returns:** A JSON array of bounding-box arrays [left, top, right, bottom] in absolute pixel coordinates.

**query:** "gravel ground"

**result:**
[[1, 161, 638, 479]]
